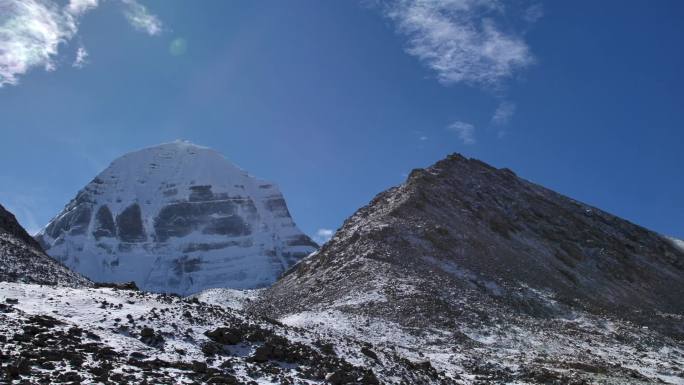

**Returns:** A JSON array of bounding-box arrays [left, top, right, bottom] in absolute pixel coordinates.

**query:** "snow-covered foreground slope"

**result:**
[[0, 282, 684, 385], [2, 282, 681, 384], [192, 287, 262, 310], [276, 288, 684, 385], [0, 282, 460, 384], [216, 287, 684, 385], [0, 282, 684, 384], [35, 141, 317, 294]]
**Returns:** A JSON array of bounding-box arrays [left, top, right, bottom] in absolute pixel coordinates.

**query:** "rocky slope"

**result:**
[[0, 281, 459, 384], [251, 153, 684, 383], [35, 141, 317, 295], [0, 211, 465, 384], [0, 204, 90, 287]]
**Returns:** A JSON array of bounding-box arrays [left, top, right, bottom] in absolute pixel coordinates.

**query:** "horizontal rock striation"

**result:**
[[36, 141, 316, 294]]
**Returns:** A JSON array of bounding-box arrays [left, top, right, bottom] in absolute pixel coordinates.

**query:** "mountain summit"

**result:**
[[255, 153, 684, 336], [36, 141, 317, 294]]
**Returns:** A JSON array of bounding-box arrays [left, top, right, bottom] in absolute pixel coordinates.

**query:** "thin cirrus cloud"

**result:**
[[73, 46, 88, 68], [121, 0, 162, 36], [491, 100, 516, 126], [381, 0, 536, 88], [447, 121, 476, 145], [0, 0, 163, 87], [379, 0, 540, 140], [67, 0, 98, 16]]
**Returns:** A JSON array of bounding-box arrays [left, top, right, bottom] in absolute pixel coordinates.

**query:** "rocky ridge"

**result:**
[[250, 153, 684, 383], [255, 154, 684, 331], [0, 204, 90, 287]]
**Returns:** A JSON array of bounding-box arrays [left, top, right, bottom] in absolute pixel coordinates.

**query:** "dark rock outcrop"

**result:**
[[0, 204, 91, 287], [92, 205, 116, 240], [116, 203, 146, 243], [0, 205, 41, 250]]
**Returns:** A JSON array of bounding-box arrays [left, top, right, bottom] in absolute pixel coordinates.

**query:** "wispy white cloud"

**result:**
[[491, 100, 515, 125], [314, 228, 334, 244], [0, 0, 77, 86], [447, 120, 476, 144], [381, 0, 535, 87], [523, 3, 544, 23], [411, 129, 429, 142], [67, 0, 98, 16], [0, 0, 163, 87], [73, 45, 88, 68], [122, 0, 162, 36]]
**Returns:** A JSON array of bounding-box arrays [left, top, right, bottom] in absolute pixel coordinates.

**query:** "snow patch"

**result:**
[[192, 287, 262, 310], [667, 236, 684, 253]]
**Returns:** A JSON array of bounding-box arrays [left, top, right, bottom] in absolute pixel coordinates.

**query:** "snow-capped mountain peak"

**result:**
[[36, 141, 317, 294]]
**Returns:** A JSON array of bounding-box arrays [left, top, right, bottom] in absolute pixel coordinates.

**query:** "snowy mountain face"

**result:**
[[0, 204, 90, 287], [35, 142, 317, 295]]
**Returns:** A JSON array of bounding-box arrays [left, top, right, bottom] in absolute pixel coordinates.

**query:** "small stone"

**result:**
[[360, 346, 378, 361], [191, 360, 207, 373], [140, 327, 155, 338], [201, 342, 220, 356]]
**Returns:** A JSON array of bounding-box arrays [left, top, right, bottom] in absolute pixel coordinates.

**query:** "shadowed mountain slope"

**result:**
[[0, 204, 90, 287], [254, 154, 684, 337]]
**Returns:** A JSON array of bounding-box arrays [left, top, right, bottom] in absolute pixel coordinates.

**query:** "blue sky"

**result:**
[[1, 0, 683, 241]]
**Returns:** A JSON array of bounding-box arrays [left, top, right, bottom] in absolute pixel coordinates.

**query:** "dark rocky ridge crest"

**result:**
[[0, 204, 41, 250], [254, 153, 684, 338], [0, 204, 91, 287]]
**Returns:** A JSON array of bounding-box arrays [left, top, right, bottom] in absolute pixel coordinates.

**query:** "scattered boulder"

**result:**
[[360, 346, 378, 361], [140, 327, 155, 338], [139, 326, 164, 346], [5, 357, 31, 378], [204, 327, 242, 345], [94, 281, 139, 291], [251, 344, 272, 363], [191, 360, 208, 373], [325, 370, 355, 385], [55, 371, 83, 383], [207, 375, 239, 384], [201, 342, 221, 356]]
